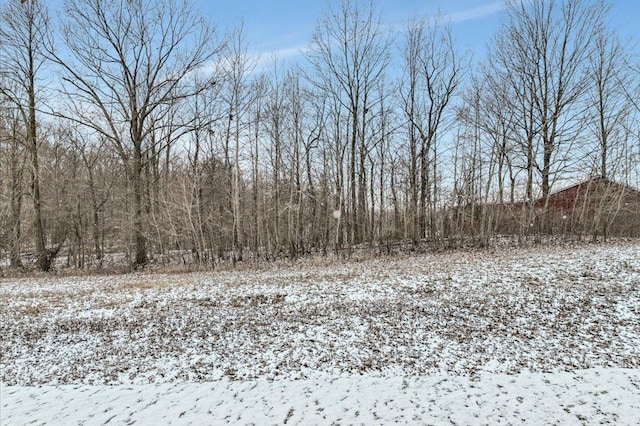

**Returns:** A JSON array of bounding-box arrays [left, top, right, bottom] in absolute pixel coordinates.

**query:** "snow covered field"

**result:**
[[1, 242, 640, 424]]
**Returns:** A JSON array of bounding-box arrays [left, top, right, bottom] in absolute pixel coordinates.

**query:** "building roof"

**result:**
[[535, 176, 640, 210]]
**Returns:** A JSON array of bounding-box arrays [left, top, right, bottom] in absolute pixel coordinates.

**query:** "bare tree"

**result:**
[[0, 104, 26, 268], [263, 57, 289, 257], [457, 68, 521, 238], [490, 0, 607, 232], [50, 0, 222, 266], [247, 76, 267, 257], [400, 15, 461, 241], [587, 27, 632, 180], [65, 129, 115, 264], [217, 24, 255, 262], [486, 30, 539, 235], [580, 27, 635, 239], [307, 0, 391, 245], [0, 0, 52, 270], [284, 67, 305, 259]]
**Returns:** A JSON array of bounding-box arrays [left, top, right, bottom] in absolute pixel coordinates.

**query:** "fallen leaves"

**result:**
[[1, 242, 639, 385]]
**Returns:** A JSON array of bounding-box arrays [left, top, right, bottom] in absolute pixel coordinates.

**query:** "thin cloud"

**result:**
[[447, 2, 506, 23], [201, 2, 508, 76], [192, 43, 308, 78], [251, 44, 309, 74], [255, 44, 308, 64]]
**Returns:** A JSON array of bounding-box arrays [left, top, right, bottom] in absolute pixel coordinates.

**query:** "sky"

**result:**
[[39, 0, 640, 69], [195, 0, 640, 67]]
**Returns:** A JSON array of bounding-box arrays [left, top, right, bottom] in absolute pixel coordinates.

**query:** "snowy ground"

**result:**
[[1, 242, 640, 424], [3, 368, 640, 425]]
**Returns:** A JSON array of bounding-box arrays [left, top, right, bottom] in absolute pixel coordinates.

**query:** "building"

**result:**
[[535, 177, 640, 237]]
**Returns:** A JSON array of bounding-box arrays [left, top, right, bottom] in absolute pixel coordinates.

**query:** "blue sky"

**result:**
[[197, 0, 640, 64]]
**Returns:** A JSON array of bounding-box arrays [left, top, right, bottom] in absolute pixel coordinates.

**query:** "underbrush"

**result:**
[[1, 235, 637, 279]]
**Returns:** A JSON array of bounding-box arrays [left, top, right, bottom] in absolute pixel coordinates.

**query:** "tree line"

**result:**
[[1, 0, 639, 271]]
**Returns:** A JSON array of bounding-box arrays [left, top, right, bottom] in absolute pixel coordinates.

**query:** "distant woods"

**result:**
[[1, 0, 639, 270]]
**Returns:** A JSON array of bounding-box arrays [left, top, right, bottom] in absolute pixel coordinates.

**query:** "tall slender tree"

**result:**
[[306, 0, 391, 245], [588, 27, 632, 180], [0, 0, 52, 270], [400, 15, 461, 240]]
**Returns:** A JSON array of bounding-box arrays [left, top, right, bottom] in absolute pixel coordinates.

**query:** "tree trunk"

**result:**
[[9, 130, 23, 269], [133, 143, 147, 266], [29, 87, 47, 271]]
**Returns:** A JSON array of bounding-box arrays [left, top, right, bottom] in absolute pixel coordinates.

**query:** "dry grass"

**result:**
[[230, 293, 287, 308], [119, 280, 171, 290], [19, 304, 44, 315]]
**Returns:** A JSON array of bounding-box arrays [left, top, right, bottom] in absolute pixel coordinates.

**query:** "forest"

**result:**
[[1, 0, 639, 271]]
